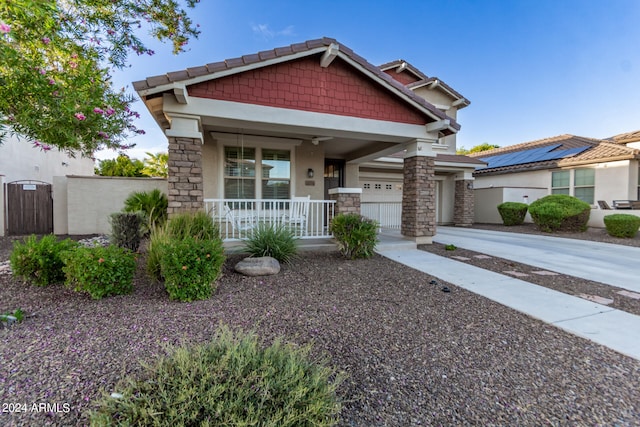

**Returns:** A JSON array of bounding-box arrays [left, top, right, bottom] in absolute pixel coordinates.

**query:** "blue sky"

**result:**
[[103, 0, 640, 159]]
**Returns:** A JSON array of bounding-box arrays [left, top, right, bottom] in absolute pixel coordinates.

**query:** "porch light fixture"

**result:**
[[467, 182, 474, 190], [307, 168, 314, 178]]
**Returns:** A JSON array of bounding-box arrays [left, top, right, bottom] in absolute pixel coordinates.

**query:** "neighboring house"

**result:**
[[0, 134, 95, 236], [133, 37, 478, 242], [468, 133, 640, 225]]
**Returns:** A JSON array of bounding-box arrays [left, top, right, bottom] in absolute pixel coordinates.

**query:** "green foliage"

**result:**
[[146, 224, 171, 282], [110, 211, 144, 251], [159, 236, 225, 302], [603, 214, 640, 238], [122, 188, 168, 234], [0, 1, 200, 155], [146, 210, 220, 282], [9, 235, 79, 286], [456, 142, 500, 155], [90, 325, 342, 426], [497, 202, 529, 226], [142, 152, 168, 177], [244, 223, 298, 264], [445, 244, 457, 251], [166, 211, 220, 241], [61, 245, 137, 300], [330, 213, 378, 259], [528, 194, 591, 232], [95, 155, 145, 177]]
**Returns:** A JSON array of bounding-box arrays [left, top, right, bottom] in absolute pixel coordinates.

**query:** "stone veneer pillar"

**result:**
[[167, 136, 203, 216], [328, 188, 362, 216], [165, 114, 204, 217], [402, 142, 436, 244], [453, 179, 475, 226]]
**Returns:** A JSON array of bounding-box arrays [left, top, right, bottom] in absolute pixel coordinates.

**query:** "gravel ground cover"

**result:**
[[1, 231, 639, 426]]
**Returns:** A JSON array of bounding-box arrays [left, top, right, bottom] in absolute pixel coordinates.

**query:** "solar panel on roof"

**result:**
[[477, 144, 590, 170]]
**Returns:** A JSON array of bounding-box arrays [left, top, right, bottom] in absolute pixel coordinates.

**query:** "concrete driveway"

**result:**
[[434, 227, 640, 293]]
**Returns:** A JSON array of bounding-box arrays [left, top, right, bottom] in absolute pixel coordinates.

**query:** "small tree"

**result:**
[[457, 142, 500, 155], [95, 155, 145, 177], [142, 152, 168, 177]]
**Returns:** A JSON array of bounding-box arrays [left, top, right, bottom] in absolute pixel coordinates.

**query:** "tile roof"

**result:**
[[379, 59, 470, 107], [468, 134, 640, 175], [607, 130, 640, 144], [385, 150, 486, 165], [132, 37, 460, 131]]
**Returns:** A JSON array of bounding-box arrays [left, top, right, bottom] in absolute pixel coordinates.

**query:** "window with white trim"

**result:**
[[224, 146, 290, 199], [574, 168, 595, 204], [551, 170, 570, 195]]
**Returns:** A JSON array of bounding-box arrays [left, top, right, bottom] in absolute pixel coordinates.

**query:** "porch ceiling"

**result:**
[[202, 121, 399, 160]]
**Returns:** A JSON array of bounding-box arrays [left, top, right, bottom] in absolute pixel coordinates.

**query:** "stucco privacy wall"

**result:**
[[53, 176, 167, 235]]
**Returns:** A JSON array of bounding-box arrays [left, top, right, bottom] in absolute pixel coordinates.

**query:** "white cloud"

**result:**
[[251, 23, 295, 40]]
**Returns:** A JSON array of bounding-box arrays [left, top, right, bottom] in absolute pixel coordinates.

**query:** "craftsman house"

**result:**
[[133, 37, 478, 242]]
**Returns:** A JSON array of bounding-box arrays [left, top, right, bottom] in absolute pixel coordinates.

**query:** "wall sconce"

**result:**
[[466, 182, 474, 190], [307, 168, 314, 178]]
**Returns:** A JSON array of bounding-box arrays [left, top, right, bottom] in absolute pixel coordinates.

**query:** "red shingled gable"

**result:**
[[187, 56, 430, 125], [382, 69, 421, 86]]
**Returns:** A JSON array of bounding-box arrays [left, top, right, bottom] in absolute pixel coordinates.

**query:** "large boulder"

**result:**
[[234, 256, 280, 276]]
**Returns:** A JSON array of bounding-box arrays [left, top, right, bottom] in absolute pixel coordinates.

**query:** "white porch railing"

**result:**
[[204, 198, 336, 241], [361, 202, 402, 230]]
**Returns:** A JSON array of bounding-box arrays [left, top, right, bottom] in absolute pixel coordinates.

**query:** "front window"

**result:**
[[551, 170, 570, 195], [224, 146, 291, 199], [224, 147, 255, 199], [574, 168, 595, 204], [261, 149, 290, 199]]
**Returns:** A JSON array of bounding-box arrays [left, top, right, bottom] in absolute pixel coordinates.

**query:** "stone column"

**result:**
[[328, 188, 362, 216], [454, 174, 475, 227], [165, 115, 204, 216], [402, 139, 436, 244]]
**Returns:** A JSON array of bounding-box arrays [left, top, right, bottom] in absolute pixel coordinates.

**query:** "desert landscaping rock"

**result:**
[[234, 256, 281, 276], [0, 229, 639, 426]]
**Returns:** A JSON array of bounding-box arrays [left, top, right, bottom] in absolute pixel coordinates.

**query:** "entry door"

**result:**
[[435, 180, 442, 224], [323, 159, 345, 200]]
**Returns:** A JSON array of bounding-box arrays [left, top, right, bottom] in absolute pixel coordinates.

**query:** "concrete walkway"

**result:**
[[375, 229, 640, 362]]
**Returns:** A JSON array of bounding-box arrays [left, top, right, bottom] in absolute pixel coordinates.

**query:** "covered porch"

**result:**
[[133, 38, 470, 243]]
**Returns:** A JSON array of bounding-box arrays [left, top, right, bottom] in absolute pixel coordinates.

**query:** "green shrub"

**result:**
[[90, 326, 342, 427], [528, 194, 591, 232], [330, 213, 378, 259], [146, 211, 220, 282], [110, 212, 144, 252], [9, 235, 79, 286], [603, 214, 640, 238], [166, 210, 219, 240], [244, 223, 298, 264], [61, 245, 137, 299], [123, 188, 168, 235], [159, 236, 225, 302], [497, 202, 529, 226]]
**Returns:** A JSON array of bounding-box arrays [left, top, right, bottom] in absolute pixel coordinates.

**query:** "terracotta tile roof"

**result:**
[[379, 59, 469, 107], [468, 134, 640, 176], [132, 37, 460, 131], [607, 130, 640, 144]]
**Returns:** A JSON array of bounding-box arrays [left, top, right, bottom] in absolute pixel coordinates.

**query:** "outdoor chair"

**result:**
[[613, 200, 632, 210], [597, 200, 611, 210], [223, 204, 256, 235], [281, 195, 310, 235]]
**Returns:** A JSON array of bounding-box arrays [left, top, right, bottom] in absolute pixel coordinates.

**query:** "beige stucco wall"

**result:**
[[474, 186, 547, 224], [474, 160, 639, 206], [0, 174, 5, 236], [54, 176, 167, 235], [437, 175, 456, 224], [293, 140, 325, 200]]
